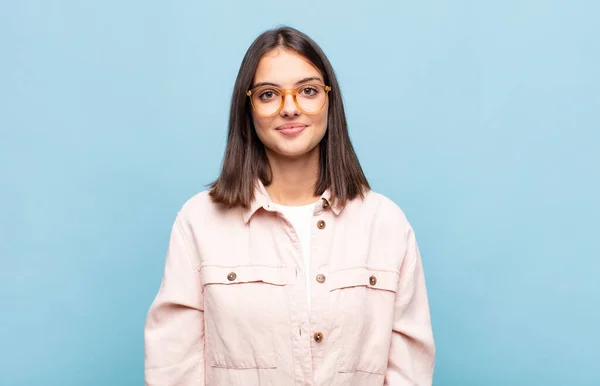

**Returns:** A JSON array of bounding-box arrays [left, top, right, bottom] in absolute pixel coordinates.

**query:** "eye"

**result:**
[[258, 89, 279, 101], [300, 86, 319, 96]]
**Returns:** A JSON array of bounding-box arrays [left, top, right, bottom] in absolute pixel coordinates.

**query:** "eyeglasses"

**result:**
[[247, 83, 332, 117]]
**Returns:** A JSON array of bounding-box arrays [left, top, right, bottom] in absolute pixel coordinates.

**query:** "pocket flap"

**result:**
[[328, 267, 398, 293], [200, 265, 295, 286]]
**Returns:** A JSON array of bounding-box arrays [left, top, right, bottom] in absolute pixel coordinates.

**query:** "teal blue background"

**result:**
[[1, 0, 598, 385]]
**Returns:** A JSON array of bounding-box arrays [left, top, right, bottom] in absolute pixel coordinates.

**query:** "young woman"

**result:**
[[144, 26, 435, 386]]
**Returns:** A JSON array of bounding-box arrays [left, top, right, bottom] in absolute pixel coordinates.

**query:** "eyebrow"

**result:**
[[251, 76, 323, 89]]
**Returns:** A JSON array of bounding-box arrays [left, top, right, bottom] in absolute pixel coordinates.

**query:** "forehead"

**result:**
[[253, 49, 322, 84]]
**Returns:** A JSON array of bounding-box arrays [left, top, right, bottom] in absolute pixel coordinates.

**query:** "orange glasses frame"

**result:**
[[246, 84, 332, 117]]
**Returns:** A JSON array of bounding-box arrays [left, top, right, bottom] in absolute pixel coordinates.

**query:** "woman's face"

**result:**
[[250, 48, 329, 159]]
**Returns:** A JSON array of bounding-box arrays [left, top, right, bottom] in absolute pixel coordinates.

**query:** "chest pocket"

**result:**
[[328, 267, 399, 377], [200, 265, 295, 369]]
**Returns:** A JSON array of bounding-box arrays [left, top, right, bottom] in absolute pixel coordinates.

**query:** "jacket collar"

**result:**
[[242, 179, 343, 224]]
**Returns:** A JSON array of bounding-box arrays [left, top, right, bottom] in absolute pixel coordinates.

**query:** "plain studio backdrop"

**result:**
[[1, 1, 598, 385]]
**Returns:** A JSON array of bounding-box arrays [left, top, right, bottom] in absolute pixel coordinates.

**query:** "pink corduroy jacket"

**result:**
[[144, 182, 435, 385]]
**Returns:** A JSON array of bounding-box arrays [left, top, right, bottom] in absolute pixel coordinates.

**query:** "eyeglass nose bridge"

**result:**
[[279, 89, 301, 113]]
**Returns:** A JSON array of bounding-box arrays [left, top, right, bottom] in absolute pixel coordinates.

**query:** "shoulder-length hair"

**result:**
[[209, 26, 369, 209]]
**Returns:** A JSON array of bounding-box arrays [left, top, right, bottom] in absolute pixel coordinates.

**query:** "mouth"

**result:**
[[276, 123, 308, 136]]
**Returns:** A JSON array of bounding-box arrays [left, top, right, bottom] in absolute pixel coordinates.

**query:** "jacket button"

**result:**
[[316, 273, 326, 283], [322, 199, 330, 209], [369, 275, 377, 286], [317, 220, 326, 230], [314, 332, 323, 343], [227, 272, 237, 281]]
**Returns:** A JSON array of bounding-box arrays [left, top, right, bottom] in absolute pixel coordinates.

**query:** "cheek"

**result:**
[[251, 111, 264, 131], [314, 109, 329, 136], [251, 114, 272, 143]]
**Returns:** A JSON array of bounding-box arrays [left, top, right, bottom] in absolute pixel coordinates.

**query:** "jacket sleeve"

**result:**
[[144, 215, 205, 385], [385, 228, 436, 385]]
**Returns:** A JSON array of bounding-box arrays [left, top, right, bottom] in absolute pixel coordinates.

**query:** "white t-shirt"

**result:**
[[271, 201, 317, 311]]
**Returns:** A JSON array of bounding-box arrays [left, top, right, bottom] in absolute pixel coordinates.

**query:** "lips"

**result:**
[[276, 123, 307, 136]]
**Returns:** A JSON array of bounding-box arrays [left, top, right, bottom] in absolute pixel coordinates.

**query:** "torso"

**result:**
[[177, 188, 415, 385]]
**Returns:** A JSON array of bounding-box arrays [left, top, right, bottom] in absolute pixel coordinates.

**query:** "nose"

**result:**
[[279, 91, 300, 117]]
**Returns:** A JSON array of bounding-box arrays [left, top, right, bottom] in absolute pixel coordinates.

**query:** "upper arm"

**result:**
[[144, 216, 205, 385], [385, 226, 436, 385]]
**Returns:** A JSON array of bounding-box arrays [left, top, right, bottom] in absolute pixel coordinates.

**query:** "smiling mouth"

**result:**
[[276, 124, 307, 136]]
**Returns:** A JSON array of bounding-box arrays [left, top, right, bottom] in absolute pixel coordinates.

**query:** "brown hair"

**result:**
[[209, 26, 370, 209]]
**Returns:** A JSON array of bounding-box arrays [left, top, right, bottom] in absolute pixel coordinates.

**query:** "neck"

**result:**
[[265, 147, 321, 206]]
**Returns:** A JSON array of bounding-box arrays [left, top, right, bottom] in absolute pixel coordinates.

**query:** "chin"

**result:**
[[274, 143, 319, 159], [276, 148, 310, 158]]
